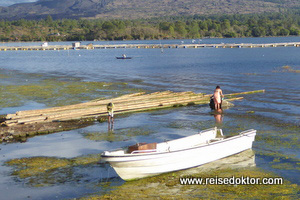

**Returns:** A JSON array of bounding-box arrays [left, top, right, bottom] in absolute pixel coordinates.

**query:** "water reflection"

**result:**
[[108, 121, 114, 132], [213, 109, 224, 125], [179, 149, 255, 176]]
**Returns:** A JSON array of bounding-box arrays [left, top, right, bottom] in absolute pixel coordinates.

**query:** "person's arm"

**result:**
[[220, 89, 224, 98]]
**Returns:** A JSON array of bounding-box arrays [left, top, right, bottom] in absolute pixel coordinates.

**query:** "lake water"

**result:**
[[0, 37, 299, 199]]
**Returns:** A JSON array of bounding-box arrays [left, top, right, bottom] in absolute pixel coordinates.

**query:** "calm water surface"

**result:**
[[0, 37, 299, 199]]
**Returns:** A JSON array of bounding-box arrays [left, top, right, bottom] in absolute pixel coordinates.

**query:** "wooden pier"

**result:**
[[0, 90, 264, 141], [0, 42, 300, 51]]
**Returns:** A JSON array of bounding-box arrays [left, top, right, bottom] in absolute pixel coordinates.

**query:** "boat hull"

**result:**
[[116, 57, 132, 59], [101, 130, 256, 181]]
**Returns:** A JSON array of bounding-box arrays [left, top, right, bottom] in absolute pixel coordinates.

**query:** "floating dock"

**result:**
[[0, 42, 300, 51]]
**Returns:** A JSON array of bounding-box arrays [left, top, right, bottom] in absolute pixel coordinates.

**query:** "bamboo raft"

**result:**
[[2, 90, 264, 127], [0, 90, 265, 141]]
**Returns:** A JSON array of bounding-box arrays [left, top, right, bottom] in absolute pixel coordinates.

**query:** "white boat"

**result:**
[[101, 127, 256, 181], [41, 42, 48, 47]]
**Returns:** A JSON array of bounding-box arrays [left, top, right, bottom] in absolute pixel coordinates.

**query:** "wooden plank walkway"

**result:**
[[0, 42, 300, 51]]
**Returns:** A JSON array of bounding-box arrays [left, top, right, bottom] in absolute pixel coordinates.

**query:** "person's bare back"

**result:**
[[213, 86, 224, 110], [214, 88, 222, 103]]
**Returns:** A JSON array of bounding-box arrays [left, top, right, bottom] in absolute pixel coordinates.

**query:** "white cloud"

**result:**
[[0, 0, 38, 7]]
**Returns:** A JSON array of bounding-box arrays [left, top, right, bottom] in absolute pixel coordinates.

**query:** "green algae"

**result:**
[[241, 73, 258, 76], [5, 154, 102, 187], [256, 151, 298, 161], [119, 127, 154, 137], [81, 127, 154, 142], [167, 120, 216, 131], [166, 111, 300, 152], [271, 163, 300, 171], [6, 157, 72, 179], [272, 65, 300, 73], [1, 79, 132, 107], [76, 150, 299, 199], [167, 120, 194, 129], [79, 167, 299, 200], [225, 112, 300, 148], [256, 134, 300, 150], [256, 150, 300, 168], [0, 74, 10, 78], [82, 131, 125, 142], [4, 148, 300, 199], [246, 110, 255, 113], [0, 70, 144, 109]]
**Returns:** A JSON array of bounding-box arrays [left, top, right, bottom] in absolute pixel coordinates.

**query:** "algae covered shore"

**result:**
[[5, 150, 300, 199], [0, 69, 142, 109], [1, 68, 299, 199], [0, 69, 144, 142]]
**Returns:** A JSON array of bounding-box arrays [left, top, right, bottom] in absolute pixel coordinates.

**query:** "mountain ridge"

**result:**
[[0, 0, 299, 20]]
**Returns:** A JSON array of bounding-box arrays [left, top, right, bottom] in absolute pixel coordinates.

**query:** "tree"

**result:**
[[224, 32, 237, 38], [252, 26, 266, 37], [159, 22, 171, 31], [45, 15, 53, 25], [174, 21, 187, 37], [1, 12, 300, 42], [199, 20, 208, 31], [102, 21, 116, 31], [188, 21, 200, 38], [221, 19, 231, 30], [169, 25, 175, 37], [278, 28, 290, 36], [289, 27, 300, 35]]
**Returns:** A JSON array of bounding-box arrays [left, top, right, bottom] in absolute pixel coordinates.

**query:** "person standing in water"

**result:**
[[107, 102, 114, 131], [214, 86, 224, 110]]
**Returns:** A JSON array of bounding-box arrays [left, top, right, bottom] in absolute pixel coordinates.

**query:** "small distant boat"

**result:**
[[101, 127, 256, 181], [116, 54, 132, 59], [41, 42, 48, 47]]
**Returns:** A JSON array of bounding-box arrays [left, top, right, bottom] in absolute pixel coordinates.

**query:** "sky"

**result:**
[[0, 0, 38, 7]]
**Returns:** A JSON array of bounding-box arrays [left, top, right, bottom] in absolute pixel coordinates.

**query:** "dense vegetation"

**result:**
[[0, 12, 300, 42]]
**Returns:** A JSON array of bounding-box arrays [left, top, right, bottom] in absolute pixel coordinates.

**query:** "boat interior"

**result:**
[[103, 127, 225, 156]]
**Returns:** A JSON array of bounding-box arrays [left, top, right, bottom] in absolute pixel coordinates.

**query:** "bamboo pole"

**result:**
[[2, 90, 263, 126], [8, 91, 176, 118], [9, 92, 144, 117], [48, 95, 209, 122], [7, 94, 205, 125], [53, 97, 210, 122], [224, 89, 265, 97], [15, 93, 204, 124], [7, 91, 197, 120]]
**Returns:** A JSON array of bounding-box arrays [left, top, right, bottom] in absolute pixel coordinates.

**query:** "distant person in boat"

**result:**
[[214, 86, 224, 110], [122, 54, 127, 58], [107, 102, 114, 130]]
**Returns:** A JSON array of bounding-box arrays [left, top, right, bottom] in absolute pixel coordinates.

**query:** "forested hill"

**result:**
[[0, 0, 299, 20]]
